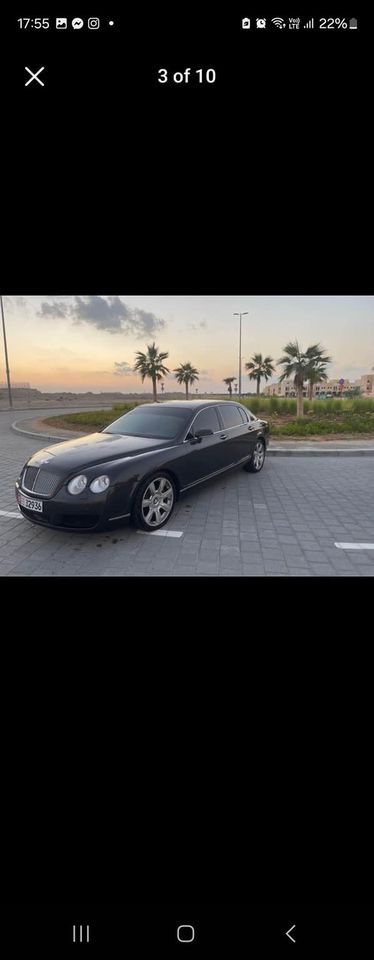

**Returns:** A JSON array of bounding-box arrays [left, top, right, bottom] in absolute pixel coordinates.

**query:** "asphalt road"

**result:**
[[1, 408, 374, 577]]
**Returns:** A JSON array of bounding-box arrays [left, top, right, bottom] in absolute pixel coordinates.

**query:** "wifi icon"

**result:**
[[271, 17, 286, 29]]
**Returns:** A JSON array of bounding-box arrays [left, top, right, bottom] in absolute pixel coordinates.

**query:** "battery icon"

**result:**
[[349, 18, 358, 29]]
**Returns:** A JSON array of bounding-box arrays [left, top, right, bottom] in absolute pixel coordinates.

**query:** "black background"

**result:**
[[1, 901, 372, 953], [1, 6, 372, 951], [1, 6, 372, 291]]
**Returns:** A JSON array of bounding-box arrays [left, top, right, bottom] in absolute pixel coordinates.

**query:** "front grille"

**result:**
[[23, 467, 61, 498], [23, 466, 38, 490]]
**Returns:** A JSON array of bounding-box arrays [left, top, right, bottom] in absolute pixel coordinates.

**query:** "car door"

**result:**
[[178, 406, 230, 488], [218, 404, 255, 464]]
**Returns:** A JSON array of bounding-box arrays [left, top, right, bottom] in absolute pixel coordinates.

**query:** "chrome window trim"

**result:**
[[179, 454, 251, 492], [218, 405, 250, 429], [216, 422, 248, 433], [238, 406, 250, 423], [182, 406, 223, 442]]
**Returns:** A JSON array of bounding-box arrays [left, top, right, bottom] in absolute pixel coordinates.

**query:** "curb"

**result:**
[[12, 420, 78, 442], [267, 448, 374, 457]]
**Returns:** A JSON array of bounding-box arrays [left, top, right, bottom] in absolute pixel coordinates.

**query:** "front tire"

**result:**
[[132, 473, 176, 531], [243, 438, 266, 473]]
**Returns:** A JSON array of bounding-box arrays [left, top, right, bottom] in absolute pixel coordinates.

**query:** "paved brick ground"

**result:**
[[1, 408, 374, 577]]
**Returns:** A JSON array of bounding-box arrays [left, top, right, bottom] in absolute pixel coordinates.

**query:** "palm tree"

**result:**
[[245, 353, 275, 395], [134, 342, 170, 401], [174, 361, 199, 399], [277, 341, 331, 417], [223, 377, 236, 396], [307, 363, 329, 400]]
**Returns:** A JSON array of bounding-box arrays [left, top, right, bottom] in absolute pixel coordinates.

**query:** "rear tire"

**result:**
[[132, 473, 176, 531], [243, 438, 266, 473]]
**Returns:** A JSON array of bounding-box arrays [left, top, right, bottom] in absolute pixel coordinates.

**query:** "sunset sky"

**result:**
[[2, 295, 373, 393]]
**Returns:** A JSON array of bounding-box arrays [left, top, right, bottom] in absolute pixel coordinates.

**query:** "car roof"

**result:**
[[141, 399, 246, 411]]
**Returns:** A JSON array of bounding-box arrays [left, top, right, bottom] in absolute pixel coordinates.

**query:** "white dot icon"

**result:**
[[109, 21, 114, 26]]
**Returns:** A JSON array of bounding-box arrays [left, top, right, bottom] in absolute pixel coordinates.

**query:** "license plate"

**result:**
[[18, 492, 43, 513]]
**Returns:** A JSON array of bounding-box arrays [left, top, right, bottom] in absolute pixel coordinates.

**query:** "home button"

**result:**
[[177, 924, 195, 943]]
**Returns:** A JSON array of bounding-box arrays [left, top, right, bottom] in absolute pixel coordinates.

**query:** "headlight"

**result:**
[[90, 475, 110, 494], [67, 474, 88, 495]]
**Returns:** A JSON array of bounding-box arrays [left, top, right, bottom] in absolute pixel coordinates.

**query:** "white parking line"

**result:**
[[137, 529, 183, 538], [335, 542, 374, 550], [0, 509, 24, 519]]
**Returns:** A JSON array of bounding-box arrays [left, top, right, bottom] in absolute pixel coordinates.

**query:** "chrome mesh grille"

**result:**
[[23, 466, 38, 490], [23, 467, 61, 497]]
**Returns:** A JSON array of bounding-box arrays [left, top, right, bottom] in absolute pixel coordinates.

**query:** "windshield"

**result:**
[[104, 406, 189, 440]]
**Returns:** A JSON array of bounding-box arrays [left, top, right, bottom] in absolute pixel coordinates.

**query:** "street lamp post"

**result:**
[[233, 311, 248, 396], [0, 295, 13, 409]]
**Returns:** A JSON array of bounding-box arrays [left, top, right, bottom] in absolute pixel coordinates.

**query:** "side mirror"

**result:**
[[195, 428, 214, 439]]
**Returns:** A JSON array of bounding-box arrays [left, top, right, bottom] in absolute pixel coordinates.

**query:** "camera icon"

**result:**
[[88, 17, 100, 29]]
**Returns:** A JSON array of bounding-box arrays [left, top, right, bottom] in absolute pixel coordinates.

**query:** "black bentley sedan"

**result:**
[[15, 400, 269, 532]]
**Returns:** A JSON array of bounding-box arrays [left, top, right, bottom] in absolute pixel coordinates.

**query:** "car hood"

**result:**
[[27, 432, 175, 473]]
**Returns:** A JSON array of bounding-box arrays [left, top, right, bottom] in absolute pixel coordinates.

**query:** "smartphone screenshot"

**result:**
[[0, 5, 372, 955]]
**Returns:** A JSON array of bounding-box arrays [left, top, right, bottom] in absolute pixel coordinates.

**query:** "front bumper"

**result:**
[[15, 479, 132, 532]]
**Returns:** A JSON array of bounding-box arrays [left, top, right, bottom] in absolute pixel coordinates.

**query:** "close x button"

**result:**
[[24, 66, 45, 87]]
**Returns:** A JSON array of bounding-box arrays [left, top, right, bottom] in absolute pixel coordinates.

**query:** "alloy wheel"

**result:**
[[141, 477, 174, 527], [253, 441, 265, 470]]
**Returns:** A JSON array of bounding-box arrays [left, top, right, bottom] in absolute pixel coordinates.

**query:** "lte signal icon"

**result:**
[[241, 18, 250, 29], [56, 17, 67, 29]]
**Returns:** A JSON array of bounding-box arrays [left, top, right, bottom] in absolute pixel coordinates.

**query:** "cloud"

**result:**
[[38, 300, 68, 319], [113, 361, 134, 376], [37, 296, 166, 337], [188, 319, 208, 331], [4, 296, 28, 310]]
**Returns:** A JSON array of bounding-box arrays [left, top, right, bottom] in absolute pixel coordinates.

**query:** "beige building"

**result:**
[[264, 378, 362, 398], [360, 374, 374, 397]]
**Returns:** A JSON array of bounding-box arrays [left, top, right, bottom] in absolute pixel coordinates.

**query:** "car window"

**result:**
[[192, 407, 221, 434], [104, 406, 189, 439], [219, 404, 245, 428], [237, 406, 249, 423]]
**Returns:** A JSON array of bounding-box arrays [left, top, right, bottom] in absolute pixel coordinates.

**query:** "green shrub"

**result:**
[[270, 415, 374, 436], [247, 396, 261, 414], [351, 398, 374, 414], [44, 401, 139, 432]]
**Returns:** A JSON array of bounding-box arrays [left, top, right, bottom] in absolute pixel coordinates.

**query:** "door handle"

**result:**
[[220, 433, 228, 440]]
